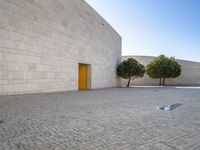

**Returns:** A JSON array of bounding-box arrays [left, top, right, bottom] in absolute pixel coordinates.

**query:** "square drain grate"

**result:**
[[157, 103, 183, 111]]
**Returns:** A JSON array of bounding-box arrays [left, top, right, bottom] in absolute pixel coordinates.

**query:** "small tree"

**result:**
[[117, 58, 145, 87], [166, 57, 181, 85], [146, 55, 181, 86]]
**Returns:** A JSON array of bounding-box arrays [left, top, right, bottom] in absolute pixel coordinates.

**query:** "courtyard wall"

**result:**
[[0, 0, 121, 95], [122, 56, 200, 86]]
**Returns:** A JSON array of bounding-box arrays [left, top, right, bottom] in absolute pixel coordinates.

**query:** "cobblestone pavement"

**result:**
[[0, 87, 200, 150]]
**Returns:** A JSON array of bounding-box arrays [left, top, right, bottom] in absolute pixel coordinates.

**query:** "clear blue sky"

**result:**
[[85, 0, 200, 62]]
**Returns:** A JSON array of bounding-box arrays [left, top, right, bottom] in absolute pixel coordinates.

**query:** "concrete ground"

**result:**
[[0, 87, 200, 150]]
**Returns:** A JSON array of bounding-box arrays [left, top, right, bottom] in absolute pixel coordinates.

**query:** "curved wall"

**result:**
[[122, 56, 200, 86], [0, 0, 121, 95]]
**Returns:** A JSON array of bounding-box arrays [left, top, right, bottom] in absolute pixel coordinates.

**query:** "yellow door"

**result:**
[[79, 64, 87, 90]]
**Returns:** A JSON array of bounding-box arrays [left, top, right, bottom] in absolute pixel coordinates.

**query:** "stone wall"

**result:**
[[0, 0, 121, 95], [122, 56, 200, 86]]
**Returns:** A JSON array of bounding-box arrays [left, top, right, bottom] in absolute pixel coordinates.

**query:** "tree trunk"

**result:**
[[127, 77, 131, 87], [159, 78, 162, 86], [162, 78, 166, 86]]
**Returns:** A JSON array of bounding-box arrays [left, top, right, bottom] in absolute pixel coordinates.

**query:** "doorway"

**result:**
[[78, 64, 88, 90]]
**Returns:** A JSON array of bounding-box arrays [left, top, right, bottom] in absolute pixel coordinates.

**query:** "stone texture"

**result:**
[[1, 87, 200, 149], [0, 0, 121, 95], [122, 56, 200, 86]]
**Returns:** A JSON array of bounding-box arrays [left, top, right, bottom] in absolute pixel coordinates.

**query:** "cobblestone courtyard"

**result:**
[[1, 87, 200, 150]]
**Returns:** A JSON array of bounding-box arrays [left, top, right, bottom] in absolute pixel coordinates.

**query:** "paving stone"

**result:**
[[0, 87, 200, 149]]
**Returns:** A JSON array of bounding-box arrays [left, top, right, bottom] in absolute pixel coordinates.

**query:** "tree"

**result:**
[[117, 58, 145, 87], [165, 57, 181, 85], [146, 55, 181, 86]]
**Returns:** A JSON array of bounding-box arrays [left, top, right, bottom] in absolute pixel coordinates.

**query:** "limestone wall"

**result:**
[[0, 0, 121, 95], [122, 56, 200, 86]]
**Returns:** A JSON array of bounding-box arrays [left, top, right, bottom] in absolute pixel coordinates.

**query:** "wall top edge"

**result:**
[[122, 55, 200, 63]]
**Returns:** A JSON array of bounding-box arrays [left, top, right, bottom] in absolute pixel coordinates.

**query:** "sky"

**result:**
[[85, 0, 200, 62]]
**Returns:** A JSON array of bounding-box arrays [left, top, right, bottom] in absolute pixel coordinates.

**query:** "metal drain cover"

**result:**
[[157, 103, 183, 111]]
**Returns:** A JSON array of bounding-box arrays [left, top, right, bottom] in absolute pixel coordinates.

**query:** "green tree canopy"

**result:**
[[146, 55, 181, 86], [117, 58, 145, 87]]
